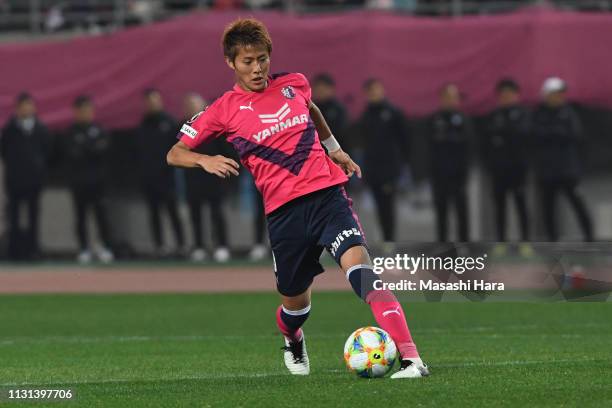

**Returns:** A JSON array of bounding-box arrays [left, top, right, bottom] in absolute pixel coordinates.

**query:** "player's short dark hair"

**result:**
[[16, 92, 33, 105], [496, 78, 520, 93], [222, 18, 272, 62], [312, 73, 335, 87], [363, 78, 381, 90], [73, 95, 92, 108]]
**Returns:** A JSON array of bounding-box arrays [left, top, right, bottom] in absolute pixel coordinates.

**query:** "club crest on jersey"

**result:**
[[281, 86, 296, 99]]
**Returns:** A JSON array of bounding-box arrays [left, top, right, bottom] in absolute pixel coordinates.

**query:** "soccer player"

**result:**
[[167, 18, 429, 379]]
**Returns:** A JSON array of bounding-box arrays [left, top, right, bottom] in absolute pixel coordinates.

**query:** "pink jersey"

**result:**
[[179, 72, 348, 214]]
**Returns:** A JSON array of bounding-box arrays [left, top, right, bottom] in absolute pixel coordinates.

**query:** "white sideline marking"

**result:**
[[0, 322, 609, 347], [0, 372, 285, 387]]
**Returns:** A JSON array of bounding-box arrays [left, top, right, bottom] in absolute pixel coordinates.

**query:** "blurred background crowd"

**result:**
[[1, 1, 611, 264], [0, 0, 611, 35]]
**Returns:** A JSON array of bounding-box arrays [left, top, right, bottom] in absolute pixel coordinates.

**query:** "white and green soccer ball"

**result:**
[[343, 326, 397, 378]]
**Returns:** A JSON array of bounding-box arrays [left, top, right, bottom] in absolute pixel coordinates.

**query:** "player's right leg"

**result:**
[[277, 288, 311, 375], [339, 246, 430, 379]]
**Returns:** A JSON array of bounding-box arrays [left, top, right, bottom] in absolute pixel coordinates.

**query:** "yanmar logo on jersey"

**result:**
[[253, 103, 309, 143]]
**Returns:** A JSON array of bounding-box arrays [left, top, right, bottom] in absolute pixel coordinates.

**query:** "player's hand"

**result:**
[[329, 149, 362, 178], [197, 155, 240, 179]]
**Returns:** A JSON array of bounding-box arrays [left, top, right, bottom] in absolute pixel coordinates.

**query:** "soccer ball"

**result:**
[[343, 326, 397, 378]]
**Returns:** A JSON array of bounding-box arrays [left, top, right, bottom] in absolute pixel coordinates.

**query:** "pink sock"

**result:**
[[275, 306, 303, 342], [366, 290, 419, 359]]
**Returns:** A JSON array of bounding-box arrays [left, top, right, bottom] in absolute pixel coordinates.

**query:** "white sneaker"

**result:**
[[282, 334, 310, 375], [248, 244, 267, 261], [190, 248, 207, 262], [77, 250, 93, 265], [390, 358, 430, 379], [213, 247, 230, 263], [96, 247, 115, 264]]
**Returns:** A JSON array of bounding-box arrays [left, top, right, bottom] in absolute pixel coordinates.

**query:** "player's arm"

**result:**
[[167, 141, 239, 179], [308, 101, 361, 178]]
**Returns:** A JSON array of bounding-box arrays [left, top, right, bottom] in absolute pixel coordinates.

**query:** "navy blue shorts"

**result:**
[[267, 185, 367, 297]]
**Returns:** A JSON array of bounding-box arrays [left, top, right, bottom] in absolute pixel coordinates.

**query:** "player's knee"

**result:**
[[339, 245, 370, 270], [346, 264, 381, 302]]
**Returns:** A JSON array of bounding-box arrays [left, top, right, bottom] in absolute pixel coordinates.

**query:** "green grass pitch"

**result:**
[[0, 293, 610, 407]]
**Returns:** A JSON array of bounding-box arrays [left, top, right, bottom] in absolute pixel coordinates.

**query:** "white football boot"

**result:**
[[390, 358, 430, 379], [281, 334, 310, 375]]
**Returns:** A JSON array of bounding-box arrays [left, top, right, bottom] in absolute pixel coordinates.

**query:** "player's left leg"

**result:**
[[339, 246, 429, 379], [320, 187, 428, 378]]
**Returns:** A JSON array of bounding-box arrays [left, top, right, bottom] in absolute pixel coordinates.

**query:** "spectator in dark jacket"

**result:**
[[484, 79, 531, 253], [63, 95, 114, 264], [182, 93, 231, 263], [357, 78, 410, 243], [532, 77, 593, 241], [137, 88, 185, 255], [0, 93, 50, 259], [429, 84, 474, 242], [312, 73, 349, 150]]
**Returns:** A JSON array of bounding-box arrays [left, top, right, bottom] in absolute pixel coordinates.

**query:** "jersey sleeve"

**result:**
[[293, 73, 312, 104], [178, 99, 226, 149]]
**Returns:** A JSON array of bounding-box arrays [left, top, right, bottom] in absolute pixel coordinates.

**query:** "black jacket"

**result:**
[[483, 105, 530, 177], [63, 122, 110, 187], [0, 115, 50, 191], [136, 111, 178, 192], [531, 104, 584, 182], [357, 100, 409, 183], [315, 98, 348, 149], [428, 109, 474, 183]]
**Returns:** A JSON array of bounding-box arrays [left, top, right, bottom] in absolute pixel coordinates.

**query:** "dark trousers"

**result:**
[[539, 179, 593, 242], [368, 182, 396, 242], [144, 188, 184, 249], [70, 184, 112, 250], [187, 194, 228, 248], [432, 180, 469, 242], [6, 187, 41, 259], [492, 176, 529, 241]]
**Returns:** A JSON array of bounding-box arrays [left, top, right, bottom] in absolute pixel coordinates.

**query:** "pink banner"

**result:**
[[1, 9, 611, 129]]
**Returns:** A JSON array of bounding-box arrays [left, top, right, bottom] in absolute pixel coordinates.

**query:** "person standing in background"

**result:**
[[532, 77, 593, 242], [0, 93, 50, 260], [182, 93, 231, 263], [357, 78, 410, 246], [484, 79, 532, 256], [428, 84, 473, 242], [247, 188, 267, 261], [137, 88, 185, 256], [63, 95, 114, 264], [311, 73, 348, 150]]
